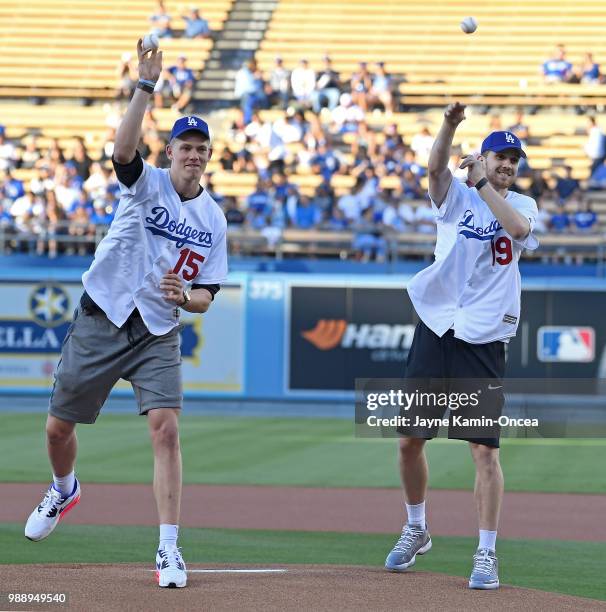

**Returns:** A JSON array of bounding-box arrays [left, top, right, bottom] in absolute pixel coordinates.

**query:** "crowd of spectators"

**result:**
[[2, 96, 606, 261], [4, 36, 606, 261], [0, 110, 168, 257], [234, 56, 398, 128]]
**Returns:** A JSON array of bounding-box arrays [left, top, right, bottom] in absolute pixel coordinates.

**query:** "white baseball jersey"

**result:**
[[83, 161, 228, 335], [407, 177, 538, 344]]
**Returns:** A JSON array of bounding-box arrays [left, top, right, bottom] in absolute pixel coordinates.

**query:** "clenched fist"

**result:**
[[444, 102, 466, 127], [459, 153, 487, 185], [160, 272, 185, 305]]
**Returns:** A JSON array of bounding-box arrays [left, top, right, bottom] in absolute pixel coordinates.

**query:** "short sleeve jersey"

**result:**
[[82, 158, 228, 335], [407, 177, 538, 344]]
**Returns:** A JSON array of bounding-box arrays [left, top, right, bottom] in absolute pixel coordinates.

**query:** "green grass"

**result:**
[[1, 524, 604, 601], [1, 413, 605, 493]]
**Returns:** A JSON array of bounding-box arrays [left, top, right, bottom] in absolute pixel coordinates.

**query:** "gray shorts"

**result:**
[[49, 299, 182, 424]]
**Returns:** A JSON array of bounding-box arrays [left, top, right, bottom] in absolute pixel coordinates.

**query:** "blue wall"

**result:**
[[1, 261, 605, 402]]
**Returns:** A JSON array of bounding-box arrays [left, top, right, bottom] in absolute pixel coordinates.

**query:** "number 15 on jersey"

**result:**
[[173, 248, 205, 280]]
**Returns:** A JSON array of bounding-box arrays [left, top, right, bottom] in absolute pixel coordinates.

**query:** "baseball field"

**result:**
[[1, 411, 605, 611]]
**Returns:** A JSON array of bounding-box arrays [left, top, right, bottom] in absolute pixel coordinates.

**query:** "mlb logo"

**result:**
[[537, 326, 595, 362]]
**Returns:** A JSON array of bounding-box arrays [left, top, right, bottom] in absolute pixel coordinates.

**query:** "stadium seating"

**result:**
[[2, 0, 606, 263], [3, 101, 600, 195], [0, 0, 231, 99], [257, 0, 606, 107]]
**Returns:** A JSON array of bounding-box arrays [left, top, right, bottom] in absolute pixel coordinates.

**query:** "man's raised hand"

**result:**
[[136, 39, 163, 83], [444, 102, 466, 127]]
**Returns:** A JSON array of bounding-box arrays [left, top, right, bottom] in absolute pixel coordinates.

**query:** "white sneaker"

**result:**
[[24, 479, 81, 541], [156, 545, 187, 588]]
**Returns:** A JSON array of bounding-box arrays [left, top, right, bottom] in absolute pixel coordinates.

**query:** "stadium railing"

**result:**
[[3, 225, 602, 265]]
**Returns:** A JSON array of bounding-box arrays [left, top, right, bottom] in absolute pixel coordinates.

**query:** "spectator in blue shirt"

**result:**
[[550, 208, 570, 233], [271, 172, 298, 204], [68, 189, 94, 216], [90, 193, 115, 226], [0, 201, 12, 229], [294, 196, 320, 229], [310, 140, 340, 181], [181, 6, 210, 39], [400, 169, 424, 200], [246, 180, 273, 216], [573, 200, 598, 233], [223, 196, 245, 226], [581, 52, 601, 83], [154, 55, 196, 111], [322, 207, 348, 230], [1, 170, 25, 201], [401, 149, 425, 178], [352, 207, 387, 262], [234, 60, 260, 125], [588, 160, 606, 190], [382, 122, 406, 154], [542, 44, 572, 83], [149, 0, 173, 38], [552, 166, 580, 205], [311, 181, 335, 218]]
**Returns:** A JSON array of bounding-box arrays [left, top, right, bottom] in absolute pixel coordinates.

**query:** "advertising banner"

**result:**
[[0, 281, 244, 394], [288, 284, 606, 393], [288, 285, 416, 391]]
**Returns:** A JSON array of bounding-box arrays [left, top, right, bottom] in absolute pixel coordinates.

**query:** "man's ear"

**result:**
[[166, 143, 173, 161], [207, 147, 213, 161]]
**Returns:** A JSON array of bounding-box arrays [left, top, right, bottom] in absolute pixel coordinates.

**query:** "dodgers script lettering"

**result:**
[[145, 206, 213, 249]]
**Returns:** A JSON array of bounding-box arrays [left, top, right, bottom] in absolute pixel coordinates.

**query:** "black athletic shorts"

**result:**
[[397, 320, 506, 448]]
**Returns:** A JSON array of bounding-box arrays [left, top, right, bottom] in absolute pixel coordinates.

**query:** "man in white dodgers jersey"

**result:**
[[384, 102, 538, 590], [24, 39, 227, 589]]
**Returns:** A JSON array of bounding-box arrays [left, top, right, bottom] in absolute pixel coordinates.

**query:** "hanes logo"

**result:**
[[302, 320, 415, 352]]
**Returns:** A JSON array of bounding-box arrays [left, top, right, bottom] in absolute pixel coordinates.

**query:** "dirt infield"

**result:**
[[3, 564, 605, 612], [4, 484, 606, 610], [3, 483, 606, 541]]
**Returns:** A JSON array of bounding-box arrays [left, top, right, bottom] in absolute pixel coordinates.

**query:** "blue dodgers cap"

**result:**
[[170, 115, 211, 141], [481, 131, 526, 158]]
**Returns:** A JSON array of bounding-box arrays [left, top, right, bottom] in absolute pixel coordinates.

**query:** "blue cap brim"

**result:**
[[171, 126, 211, 141], [486, 144, 526, 158]]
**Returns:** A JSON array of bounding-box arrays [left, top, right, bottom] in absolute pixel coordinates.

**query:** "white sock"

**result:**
[[479, 529, 497, 552], [159, 524, 179, 549], [53, 471, 75, 497], [405, 501, 426, 527]]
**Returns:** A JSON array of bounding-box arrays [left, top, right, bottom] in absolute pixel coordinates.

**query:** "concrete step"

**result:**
[[196, 79, 235, 90], [216, 40, 259, 51], [229, 10, 273, 20], [202, 69, 239, 79], [223, 21, 269, 32], [222, 29, 264, 41], [193, 90, 238, 101], [233, 1, 278, 9], [206, 55, 254, 70]]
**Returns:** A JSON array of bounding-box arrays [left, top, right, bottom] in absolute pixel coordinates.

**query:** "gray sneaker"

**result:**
[[385, 523, 432, 571], [469, 548, 500, 589]]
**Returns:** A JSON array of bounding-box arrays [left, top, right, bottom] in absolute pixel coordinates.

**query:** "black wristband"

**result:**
[[136, 80, 155, 94], [475, 177, 489, 191]]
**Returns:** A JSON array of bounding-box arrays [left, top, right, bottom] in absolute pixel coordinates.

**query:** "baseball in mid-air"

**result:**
[[460, 16, 478, 34], [142, 33, 160, 51]]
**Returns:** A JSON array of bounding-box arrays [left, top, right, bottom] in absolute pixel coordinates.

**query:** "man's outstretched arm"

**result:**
[[428, 102, 466, 207], [114, 39, 163, 164]]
